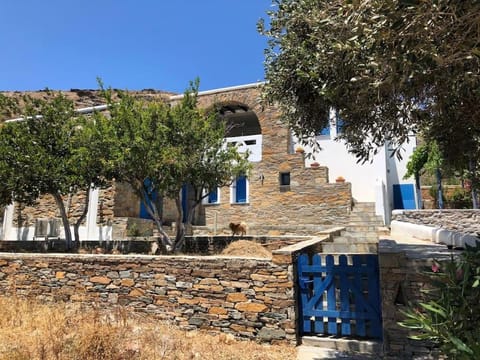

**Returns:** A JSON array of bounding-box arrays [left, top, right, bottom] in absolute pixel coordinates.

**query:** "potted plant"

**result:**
[[336, 176, 345, 183], [295, 146, 305, 154]]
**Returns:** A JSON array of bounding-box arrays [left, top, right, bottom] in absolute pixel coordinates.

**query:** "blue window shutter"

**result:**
[[319, 126, 330, 136], [336, 116, 344, 134], [208, 189, 218, 203], [236, 176, 247, 203]]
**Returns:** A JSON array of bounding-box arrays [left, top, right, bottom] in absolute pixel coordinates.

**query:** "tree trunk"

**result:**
[[53, 192, 73, 250], [414, 171, 422, 209], [436, 168, 444, 209], [73, 186, 90, 243], [469, 158, 478, 209], [138, 188, 173, 251], [174, 192, 185, 252]]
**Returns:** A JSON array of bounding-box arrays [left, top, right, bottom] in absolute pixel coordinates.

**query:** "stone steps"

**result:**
[[321, 242, 378, 253], [301, 336, 383, 358], [332, 236, 378, 244]]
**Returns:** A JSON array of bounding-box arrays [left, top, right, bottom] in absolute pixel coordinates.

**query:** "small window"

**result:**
[[245, 139, 256, 145], [202, 188, 220, 205], [280, 172, 290, 186], [279, 172, 291, 192]]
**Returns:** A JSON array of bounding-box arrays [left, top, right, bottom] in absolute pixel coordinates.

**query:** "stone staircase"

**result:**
[[321, 202, 386, 253]]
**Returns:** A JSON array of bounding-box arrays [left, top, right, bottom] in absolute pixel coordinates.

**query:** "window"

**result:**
[[336, 115, 344, 135], [317, 126, 330, 136], [280, 172, 290, 186], [232, 175, 248, 203], [207, 188, 219, 204], [316, 111, 331, 137], [279, 172, 291, 192]]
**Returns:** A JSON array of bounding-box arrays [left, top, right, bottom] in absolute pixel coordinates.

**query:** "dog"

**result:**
[[229, 222, 247, 237]]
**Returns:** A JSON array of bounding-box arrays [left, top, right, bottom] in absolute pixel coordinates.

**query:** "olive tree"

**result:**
[[259, 0, 480, 163]]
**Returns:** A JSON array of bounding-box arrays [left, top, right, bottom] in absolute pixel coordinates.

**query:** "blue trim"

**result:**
[[207, 189, 218, 203], [235, 176, 247, 203]]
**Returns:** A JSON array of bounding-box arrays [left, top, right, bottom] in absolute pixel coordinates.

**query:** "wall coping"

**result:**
[[390, 220, 480, 249], [272, 227, 345, 256], [0, 252, 274, 262], [393, 209, 480, 215], [378, 239, 456, 260]]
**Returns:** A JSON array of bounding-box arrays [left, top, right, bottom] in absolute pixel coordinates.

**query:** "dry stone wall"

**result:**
[[392, 209, 480, 236], [0, 253, 296, 344], [379, 240, 453, 359]]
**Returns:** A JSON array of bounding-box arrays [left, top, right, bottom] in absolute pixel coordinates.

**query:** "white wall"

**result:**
[[298, 110, 418, 220]]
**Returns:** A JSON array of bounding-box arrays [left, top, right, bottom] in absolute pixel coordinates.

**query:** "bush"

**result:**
[[445, 189, 472, 209], [399, 242, 480, 359]]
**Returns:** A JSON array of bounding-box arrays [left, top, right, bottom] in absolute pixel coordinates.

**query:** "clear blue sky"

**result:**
[[0, 1, 271, 93]]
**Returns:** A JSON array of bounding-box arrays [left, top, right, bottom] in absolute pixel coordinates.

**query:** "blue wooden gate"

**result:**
[[298, 254, 382, 339]]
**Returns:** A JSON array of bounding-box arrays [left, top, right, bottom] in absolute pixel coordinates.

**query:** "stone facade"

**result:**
[[0, 252, 296, 345], [2, 85, 353, 240], [13, 190, 88, 227], [392, 209, 480, 236], [194, 86, 352, 231]]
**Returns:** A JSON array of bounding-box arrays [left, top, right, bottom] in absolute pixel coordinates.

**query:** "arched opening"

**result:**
[[215, 102, 262, 162]]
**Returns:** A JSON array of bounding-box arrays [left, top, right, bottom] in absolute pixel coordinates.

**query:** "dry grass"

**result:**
[[0, 297, 295, 360], [221, 240, 272, 259]]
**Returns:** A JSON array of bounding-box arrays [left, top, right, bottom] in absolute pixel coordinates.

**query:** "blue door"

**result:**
[[235, 176, 247, 203], [393, 184, 416, 209]]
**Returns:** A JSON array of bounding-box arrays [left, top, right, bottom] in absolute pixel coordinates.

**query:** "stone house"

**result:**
[[1, 83, 415, 241]]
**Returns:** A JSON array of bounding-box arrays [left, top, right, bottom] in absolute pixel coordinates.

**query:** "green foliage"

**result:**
[[445, 188, 471, 209], [0, 94, 18, 119], [399, 243, 480, 359], [0, 91, 118, 246], [99, 79, 250, 251], [0, 92, 83, 246], [259, 1, 480, 163], [404, 145, 430, 180]]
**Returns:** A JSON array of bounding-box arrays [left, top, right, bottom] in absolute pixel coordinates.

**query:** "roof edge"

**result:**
[[169, 82, 264, 100]]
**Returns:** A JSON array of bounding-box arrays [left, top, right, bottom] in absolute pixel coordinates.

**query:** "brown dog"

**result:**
[[229, 222, 247, 237]]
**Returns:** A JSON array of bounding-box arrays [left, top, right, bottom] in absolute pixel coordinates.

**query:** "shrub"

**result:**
[[399, 242, 480, 359]]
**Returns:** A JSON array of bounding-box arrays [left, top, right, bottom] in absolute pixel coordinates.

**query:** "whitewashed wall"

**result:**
[[298, 109, 418, 223]]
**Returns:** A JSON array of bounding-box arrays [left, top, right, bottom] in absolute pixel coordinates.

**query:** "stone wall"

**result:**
[[392, 209, 480, 236], [113, 182, 140, 218], [379, 240, 453, 359], [0, 252, 296, 344], [13, 190, 89, 227]]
